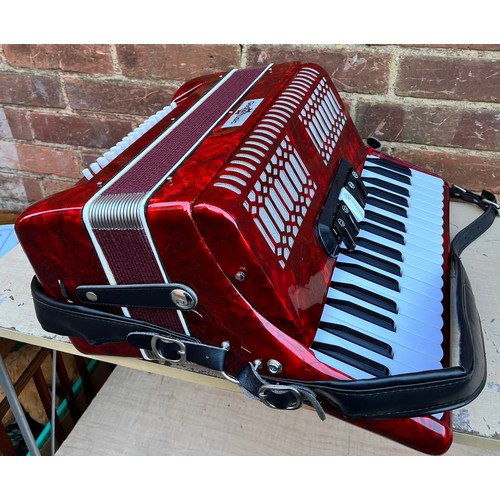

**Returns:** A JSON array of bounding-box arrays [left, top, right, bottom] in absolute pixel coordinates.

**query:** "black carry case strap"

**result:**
[[236, 187, 499, 419], [30, 187, 498, 419]]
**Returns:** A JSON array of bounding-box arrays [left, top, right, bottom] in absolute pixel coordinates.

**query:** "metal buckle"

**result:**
[[150, 335, 187, 364], [258, 384, 303, 410]]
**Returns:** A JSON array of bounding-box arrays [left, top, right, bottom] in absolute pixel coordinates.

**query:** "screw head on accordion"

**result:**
[[16, 61, 463, 454]]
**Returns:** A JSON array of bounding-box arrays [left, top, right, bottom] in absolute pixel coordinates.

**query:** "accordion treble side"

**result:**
[[16, 61, 496, 455]]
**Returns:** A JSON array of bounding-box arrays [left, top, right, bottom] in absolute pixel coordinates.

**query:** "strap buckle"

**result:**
[[150, 335, 187, 364], [451, 184, 500, 212], [258, 384, 303, 410], [481, 197, 500, 211]]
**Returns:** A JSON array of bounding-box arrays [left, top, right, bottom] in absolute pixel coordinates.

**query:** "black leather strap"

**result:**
[[31, 277, 226, 371], [127, 331, 227, 370], [237, 188, 498, 419], [75, 283, 197, 310]]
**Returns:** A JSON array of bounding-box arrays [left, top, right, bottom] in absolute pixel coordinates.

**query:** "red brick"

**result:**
[[400, 44, 500, 51], [16, 143, 81, 178], [81, 151, 101, 166], [22, 176, 43, 202], [356, 101, 500, 151], [0, 107, 33, 140], [41, 177, 77, 197], [3, 44, 113, 74], [396, 56, 500, 102], [0, 72, 64, 107], [65, 78, 177, 116], [30, 112, 134, 149], [116, 44, 240, 80], [246, 45, 391, 94], [391, 146, 500, 193]]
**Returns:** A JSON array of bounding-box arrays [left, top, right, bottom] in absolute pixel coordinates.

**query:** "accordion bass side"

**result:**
[[16, 61, 497, 455]]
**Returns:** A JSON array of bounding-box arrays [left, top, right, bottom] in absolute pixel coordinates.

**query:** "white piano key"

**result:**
[[96, 156, 109, 168], [326, 287, 444, 345], [128, 130, 141, 142], [314, 327, 443, 376], [89, 162, 101, 174], [320, 304, 444, 360], [115, 140, 128, 152], [103, 151, 117, 162], [82, 168, 93, 180]]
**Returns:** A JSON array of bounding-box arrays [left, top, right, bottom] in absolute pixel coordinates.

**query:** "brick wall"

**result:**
[[0, 44, 499, 211]]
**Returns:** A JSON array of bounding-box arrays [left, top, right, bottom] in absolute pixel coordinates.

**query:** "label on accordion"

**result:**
[[221, 98, 264, 128]]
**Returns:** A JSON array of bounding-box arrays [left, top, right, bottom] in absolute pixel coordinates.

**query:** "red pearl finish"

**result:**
[[15, 62, 454, 455]]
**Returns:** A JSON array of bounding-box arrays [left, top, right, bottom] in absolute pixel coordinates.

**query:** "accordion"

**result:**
[[15, 61, 498, 454]]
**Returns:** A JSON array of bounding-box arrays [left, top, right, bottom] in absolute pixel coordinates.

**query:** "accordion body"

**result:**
[[16, 61, 493, 454]]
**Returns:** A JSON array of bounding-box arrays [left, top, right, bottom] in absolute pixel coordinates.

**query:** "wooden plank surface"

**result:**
[[1, 200, 500, 452], [56, 365, 499, 456]]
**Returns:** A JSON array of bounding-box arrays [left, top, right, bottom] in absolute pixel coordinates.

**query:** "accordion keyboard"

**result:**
[[313, 156, 447, 379]]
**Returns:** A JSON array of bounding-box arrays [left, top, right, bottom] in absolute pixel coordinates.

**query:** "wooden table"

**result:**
[[1, 201, 499, 455]]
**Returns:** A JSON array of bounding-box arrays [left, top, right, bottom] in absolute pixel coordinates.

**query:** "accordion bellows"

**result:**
[[16, 61, 494, 455]]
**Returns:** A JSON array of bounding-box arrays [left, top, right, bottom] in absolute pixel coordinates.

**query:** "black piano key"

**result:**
[[363, 177, 410, 197], [312, 341, 390, 378], [364, 209, 406, 233], [331, 282, 398, 314], [366, 186, 409, 207], [337, 262, 401, 292], [366, 196, 408, 218], [360, 221, 405, 245], [341, 248, 402, 276], [356, 236, 403, 262], [363, 165, 411, 185], [326, 297, 396, 331], [319, 321, 394, 358], [366, 158, 412, 177]]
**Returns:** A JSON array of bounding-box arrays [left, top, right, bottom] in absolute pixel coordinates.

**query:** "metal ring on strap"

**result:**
[[258, 384, 303, 410], [151, 335, 187, 364]]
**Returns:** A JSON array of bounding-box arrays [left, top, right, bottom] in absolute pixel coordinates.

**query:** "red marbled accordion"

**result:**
[[16, 61, 485, 455]]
